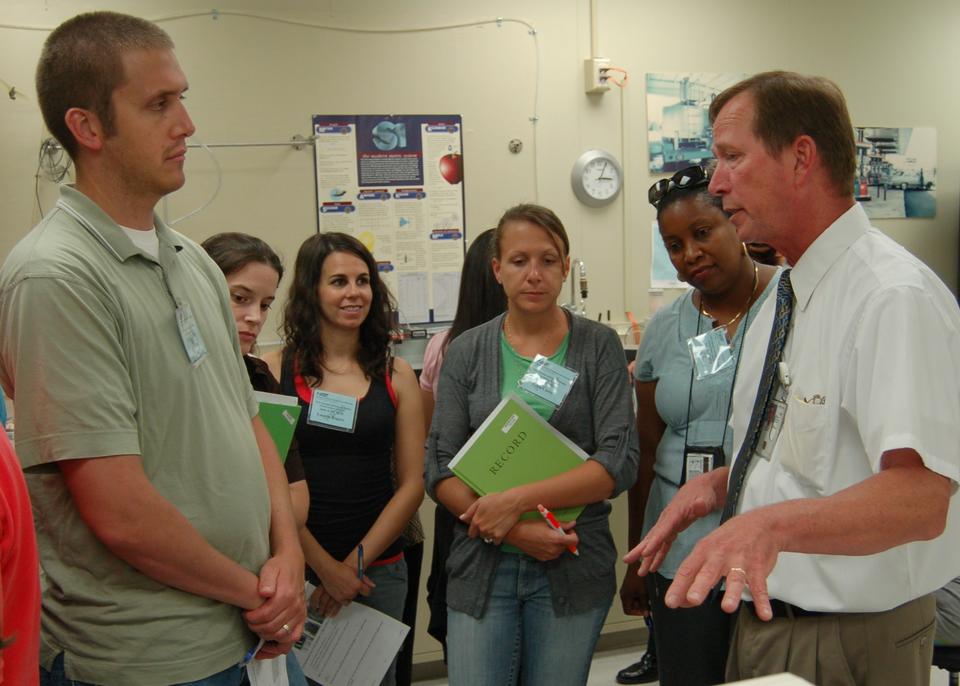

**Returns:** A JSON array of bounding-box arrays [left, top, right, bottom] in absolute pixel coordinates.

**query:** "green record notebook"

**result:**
[[448, 393, 588, 522], [254, 391, 301, 464]]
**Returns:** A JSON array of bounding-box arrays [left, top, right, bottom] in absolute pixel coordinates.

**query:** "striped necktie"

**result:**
[[720, 269, 794, 523]]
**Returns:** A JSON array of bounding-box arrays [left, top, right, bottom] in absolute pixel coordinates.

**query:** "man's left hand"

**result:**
[[663, 508, 780, 621], [244, 550, 307, 642]]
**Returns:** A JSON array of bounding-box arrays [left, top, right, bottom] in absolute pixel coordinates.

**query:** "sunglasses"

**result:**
[[648, 165, 709, 208]]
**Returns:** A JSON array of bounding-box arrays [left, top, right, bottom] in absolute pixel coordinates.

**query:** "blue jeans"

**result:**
[[41, 650, 307, 686], [446, 554, 611, 686], [305, 557, 407, 686]]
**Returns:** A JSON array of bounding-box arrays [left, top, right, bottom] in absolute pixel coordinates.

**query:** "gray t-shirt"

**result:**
[[0, 186, 270, 685]]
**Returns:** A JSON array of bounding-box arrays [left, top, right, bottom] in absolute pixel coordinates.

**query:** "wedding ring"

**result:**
[[281, 623, 292, 634], [728, 566, 747, 578], [483, 537, 495, 544]]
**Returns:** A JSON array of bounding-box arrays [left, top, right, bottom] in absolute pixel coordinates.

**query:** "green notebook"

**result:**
[[449, 393, 588, 523], [254, 391, 301, 464]]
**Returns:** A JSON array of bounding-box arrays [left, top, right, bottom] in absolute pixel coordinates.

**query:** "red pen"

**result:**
[[537, 504, 579, 556]]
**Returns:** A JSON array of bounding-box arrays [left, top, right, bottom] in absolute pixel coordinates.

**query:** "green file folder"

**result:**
[[449, 393, 588, 522], [254, 391, 301, 464]]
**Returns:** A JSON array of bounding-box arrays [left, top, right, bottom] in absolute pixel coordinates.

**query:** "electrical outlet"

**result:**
[[584, 57, 611, 94]]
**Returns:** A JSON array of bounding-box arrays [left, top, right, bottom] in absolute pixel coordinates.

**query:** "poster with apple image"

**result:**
[[312, 114, 466, 325]]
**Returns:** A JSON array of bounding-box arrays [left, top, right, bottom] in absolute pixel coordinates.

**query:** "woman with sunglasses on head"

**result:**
[[425, 204, 638, 686], [263, 232, 425, 686], [619, 166, 780, 686]]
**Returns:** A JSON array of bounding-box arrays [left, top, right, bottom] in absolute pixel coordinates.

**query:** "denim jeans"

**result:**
[[41, 650, 307, 686], [305, 557, 407, 686], [446, 553, 611, 686]]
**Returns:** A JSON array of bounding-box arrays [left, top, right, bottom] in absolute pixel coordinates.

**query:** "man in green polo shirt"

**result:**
[[0, 12, 305, 685]]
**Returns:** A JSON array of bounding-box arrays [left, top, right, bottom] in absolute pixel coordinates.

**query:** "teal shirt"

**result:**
[[500, 330, 571, 419], [634, 272, 779, 578]]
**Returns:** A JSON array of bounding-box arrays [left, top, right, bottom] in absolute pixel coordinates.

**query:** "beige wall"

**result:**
[[3, 0, 960, 665]]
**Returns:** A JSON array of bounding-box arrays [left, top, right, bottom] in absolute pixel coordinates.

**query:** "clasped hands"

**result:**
[[460, 491, 578, 562], [311, 548, 376, 618], [242, 549, 307, 659], [623, 470, 780, 621]]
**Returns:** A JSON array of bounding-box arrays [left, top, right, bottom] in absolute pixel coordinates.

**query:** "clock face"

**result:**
[[581, 157, 620, 201], [571, 149, 622, 207]]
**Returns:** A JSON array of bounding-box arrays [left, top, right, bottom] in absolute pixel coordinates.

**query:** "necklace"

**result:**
[[698, 261, 759, 329]]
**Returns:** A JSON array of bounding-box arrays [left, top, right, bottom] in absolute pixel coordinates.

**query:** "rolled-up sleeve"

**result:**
[[585, 328, 639, 496]]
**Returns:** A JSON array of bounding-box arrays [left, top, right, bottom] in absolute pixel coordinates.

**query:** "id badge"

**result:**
[[687, 327, 734, 380], [756, 385, 788, 460], [175, 304, 208, 367], [518, 354, 579, 408], [307, 389, 359, 432], [680, 445, 725, 486]]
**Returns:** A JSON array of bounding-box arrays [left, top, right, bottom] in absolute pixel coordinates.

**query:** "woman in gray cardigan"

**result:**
[[425, 204, 639, 686]]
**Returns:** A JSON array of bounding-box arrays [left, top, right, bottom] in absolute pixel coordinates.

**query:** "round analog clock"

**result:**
[[570, 149, 623, 207]]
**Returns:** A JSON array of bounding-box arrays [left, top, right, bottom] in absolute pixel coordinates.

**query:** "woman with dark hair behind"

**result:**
[[201, 231, 309, 686], [418, 228, 507, 657], [263, 232, 424, 686]]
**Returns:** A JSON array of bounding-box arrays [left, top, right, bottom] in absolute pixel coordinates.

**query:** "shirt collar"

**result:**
[[790, 202, 868, 311], [56, 185, 185, 263]]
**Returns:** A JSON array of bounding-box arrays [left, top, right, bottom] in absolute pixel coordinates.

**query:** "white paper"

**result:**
[[431, 271, 461, 322], [292, 583, 409, 686], [247, 655, 289, 686], [397, 272, 430, 324]]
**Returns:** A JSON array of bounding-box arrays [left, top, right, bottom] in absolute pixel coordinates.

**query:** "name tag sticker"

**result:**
[[307, 389, 359, 433], [175, 304, 208, 367], [518, 355, 579, 408]]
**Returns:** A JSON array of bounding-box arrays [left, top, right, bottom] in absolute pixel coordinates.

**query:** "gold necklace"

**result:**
[[698, 261, 759, 329]]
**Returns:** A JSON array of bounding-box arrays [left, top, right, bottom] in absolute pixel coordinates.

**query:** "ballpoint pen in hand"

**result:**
[[537, 504, 579, 556], [357, 543, 364, 580]]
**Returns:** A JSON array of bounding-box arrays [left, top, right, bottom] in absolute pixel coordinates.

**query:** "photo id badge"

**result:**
[[307, 389, 359, 432], [687, 327, 734, 380], [756, 385, 788, 460], [680, 445, 725, 486], [518, 354, 579, 408], [175, 304, 208, 367]]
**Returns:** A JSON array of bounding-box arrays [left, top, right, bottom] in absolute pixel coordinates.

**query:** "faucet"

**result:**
[[562, 258, 588, 315]]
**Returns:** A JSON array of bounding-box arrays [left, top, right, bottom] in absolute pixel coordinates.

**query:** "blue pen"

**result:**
[[240, 638, 265, 666], [357, 543, 364, 580]]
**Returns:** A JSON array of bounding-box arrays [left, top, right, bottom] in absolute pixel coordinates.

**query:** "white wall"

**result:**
[[3, 0, 959, 666]]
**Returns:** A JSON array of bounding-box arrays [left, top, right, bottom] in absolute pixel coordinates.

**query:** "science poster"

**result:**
[[313, 114, 465, 324]]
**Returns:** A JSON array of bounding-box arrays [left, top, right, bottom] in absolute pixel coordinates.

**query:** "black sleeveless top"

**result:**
[[279, 354, 402, 564]]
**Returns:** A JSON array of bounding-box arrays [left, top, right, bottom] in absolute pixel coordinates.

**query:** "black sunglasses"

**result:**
[[648, 165, 709, 208]]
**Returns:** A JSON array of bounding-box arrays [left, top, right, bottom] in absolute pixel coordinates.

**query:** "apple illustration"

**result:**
[[438, 153, 463, 185]]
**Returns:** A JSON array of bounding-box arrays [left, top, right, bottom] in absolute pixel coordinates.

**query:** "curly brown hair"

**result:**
[[281, 232, 396, 383]]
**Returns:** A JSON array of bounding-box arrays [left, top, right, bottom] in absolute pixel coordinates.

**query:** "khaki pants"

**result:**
[[726, 594, 935, 686]]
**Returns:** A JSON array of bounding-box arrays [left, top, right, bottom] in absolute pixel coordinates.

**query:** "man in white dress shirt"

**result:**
[[627, 71, 960, 685]]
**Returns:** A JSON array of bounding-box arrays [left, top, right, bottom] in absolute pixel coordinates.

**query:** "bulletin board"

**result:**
[[312, 114, 466, 325]]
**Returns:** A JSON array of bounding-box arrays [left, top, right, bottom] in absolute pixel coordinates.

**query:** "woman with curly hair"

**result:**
[[264, 232, 424, 686]]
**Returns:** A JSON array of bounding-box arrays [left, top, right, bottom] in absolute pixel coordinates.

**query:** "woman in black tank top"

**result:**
[[264, 233, 425, 686]]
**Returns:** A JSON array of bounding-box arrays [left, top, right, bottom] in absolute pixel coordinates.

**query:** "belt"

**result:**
[[367, 551, 404, 568], [746, 599, 828, 619]]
